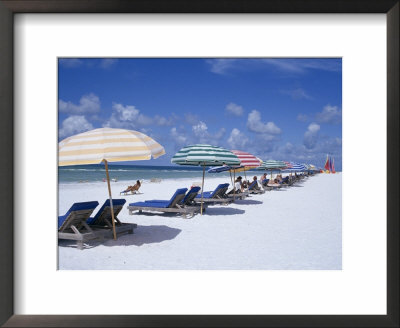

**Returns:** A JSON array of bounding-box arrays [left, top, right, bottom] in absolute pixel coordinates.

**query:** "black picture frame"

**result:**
[[0, 1, 398, 327]]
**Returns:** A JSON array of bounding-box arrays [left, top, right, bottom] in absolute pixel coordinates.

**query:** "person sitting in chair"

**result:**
[[126, 180, 141, 193], [228, 176, 244, 194], [251, 176, 261, 190]]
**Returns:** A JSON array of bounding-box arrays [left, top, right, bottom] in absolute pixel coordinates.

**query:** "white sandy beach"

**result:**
[[58, 173, 342, 270]]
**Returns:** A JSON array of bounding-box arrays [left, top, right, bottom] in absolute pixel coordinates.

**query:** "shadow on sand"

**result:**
[[233, 199, 263, 205], [58, 225, 182, 249], [204, 207, 245, 216]]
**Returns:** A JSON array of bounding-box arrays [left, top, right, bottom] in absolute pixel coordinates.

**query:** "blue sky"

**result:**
[[58, 58, 342, 170]]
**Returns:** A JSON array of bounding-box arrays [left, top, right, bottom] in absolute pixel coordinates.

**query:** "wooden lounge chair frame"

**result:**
[[226, 190, 249, 200], [128, 193, 201, 219], [88, 203, 137, 237], [58, 208, 107, 250], [194, 185, 233, 205], [120, 190, 143, 196]]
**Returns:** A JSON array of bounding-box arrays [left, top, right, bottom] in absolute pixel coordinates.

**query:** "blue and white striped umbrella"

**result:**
[[285, 162, 306, 172], [207, 165, 244, 173]]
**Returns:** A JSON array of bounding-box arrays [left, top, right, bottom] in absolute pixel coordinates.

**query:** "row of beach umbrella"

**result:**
[[58, 127, 319, 240]]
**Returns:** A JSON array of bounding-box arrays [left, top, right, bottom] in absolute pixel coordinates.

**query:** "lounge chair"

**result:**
[[226, 188, 249, 199], [194, 183, 233, 205], [86, 199, 137, 237], [247, 180, 265, 194], [281, 176, 293, 186], [261, 178, 281, 191], [120, 189, 142, 196], [128, 188, 201, 218], [58, 201, 104, 250]]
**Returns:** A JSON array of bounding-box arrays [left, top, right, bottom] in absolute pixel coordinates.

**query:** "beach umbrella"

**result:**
[[286, 162, 307, 175], [59, 127, 165, 240], [230, 150, 261, 188], [208, 165, 244, 198], [258, 159, 287, 180], [171, 144, 240, 214]]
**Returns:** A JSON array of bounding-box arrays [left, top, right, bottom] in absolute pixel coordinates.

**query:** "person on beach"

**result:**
[[252, 176, 261, 190], [236, 176, 244, 192], [228, 176, 243, 194], [126, 180, 141, 193]]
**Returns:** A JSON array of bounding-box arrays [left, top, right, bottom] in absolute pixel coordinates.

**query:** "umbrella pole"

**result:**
[[233, 170, 236, 200], [200, 165, 205, 215], [244, 171, 248, 191], [104, 160, 117, 240]]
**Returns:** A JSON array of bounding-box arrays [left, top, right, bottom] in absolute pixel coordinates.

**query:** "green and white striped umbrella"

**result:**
[[171, 144, 240, 166], [258, 159, 287, 180], [171, 144, 240, 214], [259, 159, 287, 170]]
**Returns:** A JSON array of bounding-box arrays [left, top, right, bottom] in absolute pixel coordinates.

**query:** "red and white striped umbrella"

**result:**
[[230, 150, 261, 172], [231, 150, 261, 168], [284, 161, 292, 169]]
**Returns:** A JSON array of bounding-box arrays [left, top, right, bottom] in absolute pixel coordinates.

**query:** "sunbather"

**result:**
[[252, 176, 261, 190], [125, 180, 141, 193], [228, 176, 244, 194], [260, 173, 267, 181]]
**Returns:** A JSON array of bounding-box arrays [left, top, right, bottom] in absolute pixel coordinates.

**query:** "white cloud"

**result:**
[[100, 58, 118, 69], [59, 58, 118, 69], [184, 113, 200, 125], [227, 128, 249, 150], [297, 113, 308, 122], [283, 142, 294, 154], [59, 115, 93, 138], [59, 58, 83, 68], [206, 59, 237, 74], [207, 58, 341, 75], [103, 103, 173, 129], [281, 88, 312, 100], [59, 93, 101, 115], [192, 121, 208, 137], [247, 110, 281, 134], [316, 105, 342, 124], [191, 121, 225, 144], [170, 127, 188, 147], [225, 102, 244, 116], [303, 123, 320, 149]]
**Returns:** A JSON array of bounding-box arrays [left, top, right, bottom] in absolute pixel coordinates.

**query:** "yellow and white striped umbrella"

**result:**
[[58, 127, 165, 240], [59, 128, 165, 166]]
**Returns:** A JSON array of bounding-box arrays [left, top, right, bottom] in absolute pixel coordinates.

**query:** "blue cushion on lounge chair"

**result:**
[[180, 186, 201, 205], [144, 187, 197, 204], [86, 199, 126, 225], [195, 183, 229, 199], [58, 201, 99, 230], [130, 188, 188, 208]]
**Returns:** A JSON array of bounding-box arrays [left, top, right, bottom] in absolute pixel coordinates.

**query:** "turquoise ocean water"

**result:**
[[58, 164, 299, 184]]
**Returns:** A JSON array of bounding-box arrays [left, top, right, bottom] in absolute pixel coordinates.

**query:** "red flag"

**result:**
[[324, 155, 330, 171], [331, 157, 336, 173]]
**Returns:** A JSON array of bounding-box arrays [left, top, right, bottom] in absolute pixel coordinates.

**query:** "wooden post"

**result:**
[[200, 165, 205, 215], [104, 160, 117, 240], [233, 170, 236, 200]]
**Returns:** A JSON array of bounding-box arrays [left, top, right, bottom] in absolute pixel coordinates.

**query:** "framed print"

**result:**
[[1, 0, 398, 327]]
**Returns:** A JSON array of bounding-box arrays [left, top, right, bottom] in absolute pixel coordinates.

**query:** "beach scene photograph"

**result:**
[[58, 58, 342, 270]]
